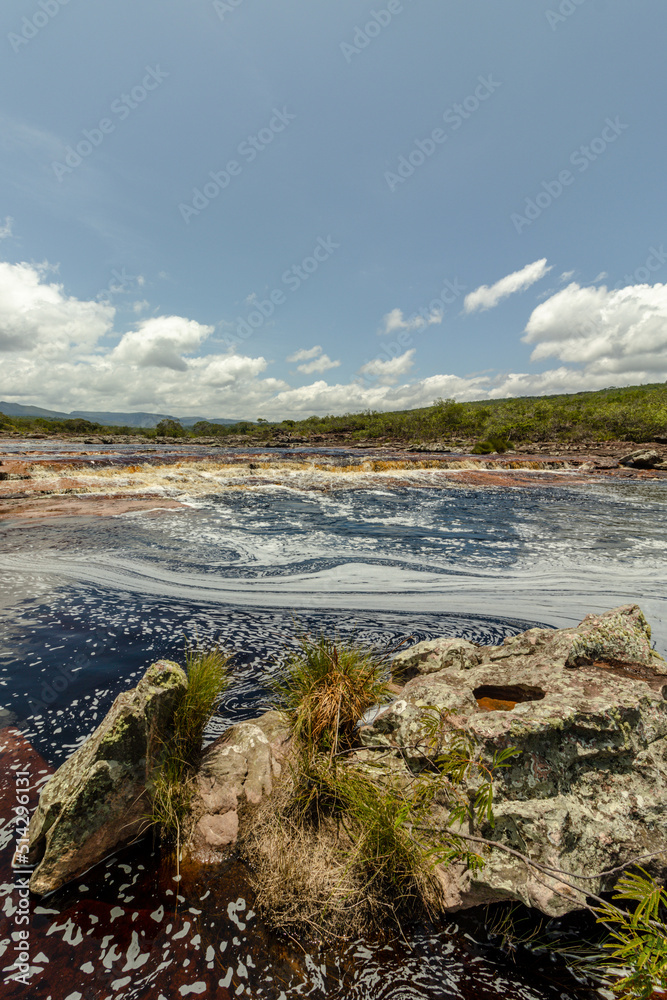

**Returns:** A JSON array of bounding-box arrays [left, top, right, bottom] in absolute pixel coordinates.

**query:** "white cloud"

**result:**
[[0, 217, 13, 240], [2, 260, 665, 422], [0, 260, 114, 354], [358, 349, 415, 385], [380, 307, 442, 336], [464, 259, 552, 313], [287, 345, 323, 363], [522, 281, 667, 374], [297, 354, 341, 375], [560, 270, 575, 282], [287, 345, 341, 374], [112, 316, 214, 371]]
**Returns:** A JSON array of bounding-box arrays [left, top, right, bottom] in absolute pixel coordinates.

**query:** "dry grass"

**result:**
[[243, 792, 367, 939], [242, 749, 442, 939]]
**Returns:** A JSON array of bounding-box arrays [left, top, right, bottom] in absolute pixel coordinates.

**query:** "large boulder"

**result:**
[[361, 605, 667, 916], [191, 710, 291, 858], [28, 660, 186, 895]]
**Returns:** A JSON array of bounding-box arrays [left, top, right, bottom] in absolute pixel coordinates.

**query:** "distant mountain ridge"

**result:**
[[0, 401, 238, 428]]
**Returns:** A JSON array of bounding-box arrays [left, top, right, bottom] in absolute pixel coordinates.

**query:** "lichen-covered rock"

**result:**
[[362, 605, 667, 916], [191, 710, 291, 858], [392, 637, 481, 679], [28, 660, 186, 895]]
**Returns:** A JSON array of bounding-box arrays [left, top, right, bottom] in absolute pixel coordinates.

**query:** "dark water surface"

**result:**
[[2, 462, 667, 997]]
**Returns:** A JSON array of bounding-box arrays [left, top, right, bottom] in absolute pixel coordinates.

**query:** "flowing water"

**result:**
[[1, 443, 667, 998]]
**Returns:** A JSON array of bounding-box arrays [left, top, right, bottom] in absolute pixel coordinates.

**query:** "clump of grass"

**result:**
[[245, 658, 521, 939], [243, 778, 365, 939], [243, 751, 441, 937], [302, 755, 441, 916], [150, 645, 231, 846], [172, 647, 231, 766], [272, 634, 392, 754]]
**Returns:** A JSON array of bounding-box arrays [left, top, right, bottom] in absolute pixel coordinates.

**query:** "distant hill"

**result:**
[[0, 401, 238, 428]]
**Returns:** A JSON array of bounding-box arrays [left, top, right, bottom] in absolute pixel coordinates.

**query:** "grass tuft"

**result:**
[[150, 645, 231, 844], [272, 634, 392, 754]]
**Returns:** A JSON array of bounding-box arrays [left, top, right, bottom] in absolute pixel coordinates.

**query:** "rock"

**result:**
[[619, 449, 663, 469], [28, 660, 187, 895], [363, 605, 667, 916], [392, 637, 482, 679], [191, 710, 291, 859]]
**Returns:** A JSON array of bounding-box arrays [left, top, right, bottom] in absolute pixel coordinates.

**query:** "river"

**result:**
[[1, 442, 666, 998]]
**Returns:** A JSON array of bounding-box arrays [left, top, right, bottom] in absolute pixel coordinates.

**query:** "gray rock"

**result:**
[[620, 449, 664, 469], [363, 605, 667, 916], [28, 660, 186, 895], [191, 710, 291, 858], [392, 638, 482, 679]]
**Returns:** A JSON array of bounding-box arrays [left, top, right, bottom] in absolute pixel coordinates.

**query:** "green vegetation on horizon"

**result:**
[[1, 382, 666, 445]]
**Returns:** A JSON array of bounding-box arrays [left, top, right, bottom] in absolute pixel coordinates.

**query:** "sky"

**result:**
[[0, 0, 665, 420]]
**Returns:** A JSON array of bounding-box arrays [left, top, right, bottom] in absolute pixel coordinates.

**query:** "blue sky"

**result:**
[[0, 0, 665, 419]]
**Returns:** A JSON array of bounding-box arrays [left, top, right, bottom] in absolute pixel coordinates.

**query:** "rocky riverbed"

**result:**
[[28, 605, 667, 929]]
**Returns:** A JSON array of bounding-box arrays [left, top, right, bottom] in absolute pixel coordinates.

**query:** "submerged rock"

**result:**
[[362, 604, 667, 916], [29, 659, 186, 895]]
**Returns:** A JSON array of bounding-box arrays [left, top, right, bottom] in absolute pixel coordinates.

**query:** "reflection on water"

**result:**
[[2, 467, 666, 997], [0, 807, 594, 1000]]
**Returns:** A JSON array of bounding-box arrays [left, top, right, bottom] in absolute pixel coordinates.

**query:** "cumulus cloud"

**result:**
[[0, 260, 276, 415], [464, 259, 552, 313], [112, 316, 214, 371], [0, 217, 13, 240], [297, 354, 340, 375], [0, 260, 114, 354], [3, 259, 665, 422], [287, 345, 341, 374], [380, 307, 442, 336], [522, 281, 667, 374], [358, 349, 415, 385]]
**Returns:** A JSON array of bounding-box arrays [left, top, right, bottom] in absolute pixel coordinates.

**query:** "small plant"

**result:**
[[272, 634, 392, 754], [151, 645, 230, 847], [299, 755, 440, 916], [420, 706, 520, 834], [480, 868, 667, 998], [592, 869, 667, 998]]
